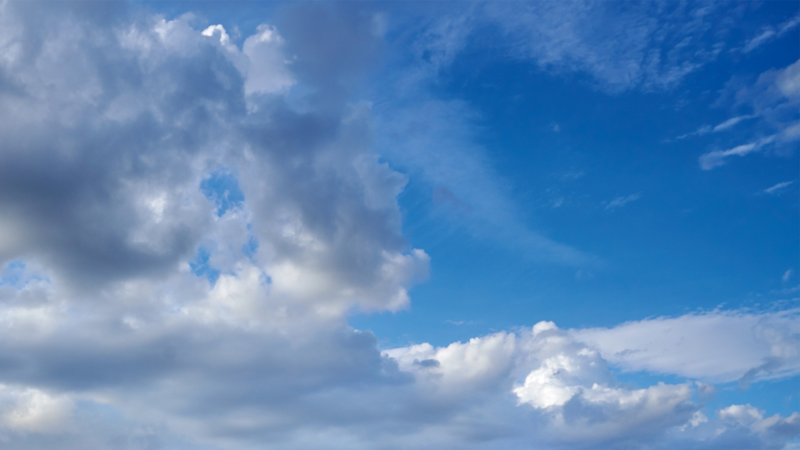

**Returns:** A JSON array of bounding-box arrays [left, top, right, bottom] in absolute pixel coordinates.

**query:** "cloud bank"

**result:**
[[0, 2, 796, 450]]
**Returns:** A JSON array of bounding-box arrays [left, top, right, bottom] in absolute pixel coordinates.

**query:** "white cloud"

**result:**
[[764, 181, 795, 195], [0, 385, 73, 433], [713, 114, 758, 132], [571, 308, 800, 383], [605, 193, 642, 210], [242, 24, 294, 95], [478, 1, 738, 92], [699, 58, 800, 170], [716, 404, 800, 448], [679, 114, 760, 139], [387, 331, 517, 391], [699, 139, 767, 170], [386, 319, 800, 448], [742, 13, 800, 53], [387, 322, 699, 446], [698, 122, 799, 170], [0, 3, 795, 450]]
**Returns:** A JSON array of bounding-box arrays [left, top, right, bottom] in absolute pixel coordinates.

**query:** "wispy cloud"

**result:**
[[742, 13, 800, 53], [483, 2, 738, 93], [377, 85, 592, 265], [699, 120, 800, 170], [677, 114, 758, 139], [713, 114, 758, 132], [772, 284, 800, 295], [698, 59, 800, 169], [445, 319, 475, 326], [407, 2, 744, 95], [764, 181, 795, 195], [605, 193, 642, 210], [699, 137, 772, 170]]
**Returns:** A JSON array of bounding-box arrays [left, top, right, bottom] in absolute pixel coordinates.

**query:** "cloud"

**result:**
[[571, 308, 800, 383], [395, 1, 745, 94], [479, 1, 739, 92], [0, 2, 426, 441], [605, 193, 642, 210], [698, 122, 799, 170], [367, 2, 760, 265], [698, 58, 800, 169], [677, 114, 758, 139], [711, 114, 757, 132], [764, 181, 795, 195], [375, 99, 593, 265], [0, 384, 73, 433], [742, 13, 800, 54], [699, 136, 772, 170], [715, 404, 800, 450], [387, 323, 698, 447], [388, 319, 800, 449], [445, 319, 475, 326], [0, 2, 795, 450]]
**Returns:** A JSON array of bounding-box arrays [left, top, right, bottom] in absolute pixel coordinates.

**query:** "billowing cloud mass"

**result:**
[[0, 2, 796, 450]]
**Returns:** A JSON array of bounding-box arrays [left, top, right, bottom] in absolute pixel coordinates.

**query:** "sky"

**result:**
[[0, 1, 798, 449]]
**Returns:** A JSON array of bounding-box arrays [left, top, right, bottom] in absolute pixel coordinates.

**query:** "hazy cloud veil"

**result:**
[[0, 2, 796, 450]]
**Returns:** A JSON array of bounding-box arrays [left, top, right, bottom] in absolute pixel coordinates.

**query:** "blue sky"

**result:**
[[0, 1, 797, 449], [354, 0, 799, 344]]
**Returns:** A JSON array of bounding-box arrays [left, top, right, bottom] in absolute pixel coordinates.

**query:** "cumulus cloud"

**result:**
[[388, 319, 800, 449], [387, 322, 698, 447], [0, 2, 425, 445]]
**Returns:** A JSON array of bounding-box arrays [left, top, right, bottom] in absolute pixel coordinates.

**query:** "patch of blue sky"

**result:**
[[189, 247, 221, 286], [242, 234, 259, 260], [200, 169, 245, 217], [0, 260, 25, 286]]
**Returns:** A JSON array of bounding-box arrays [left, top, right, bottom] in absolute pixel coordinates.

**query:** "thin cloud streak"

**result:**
[[677, 114, 758, 140], [605, 193, 642, 210], [742, 13, 800, 54], [764, 181, 795, 195]]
